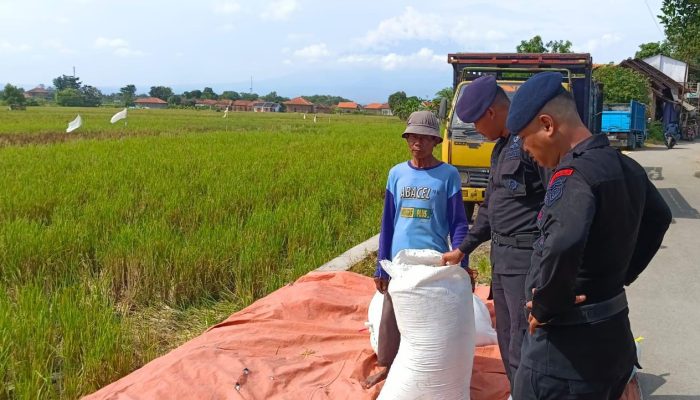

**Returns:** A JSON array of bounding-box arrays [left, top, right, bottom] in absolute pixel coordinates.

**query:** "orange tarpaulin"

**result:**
[[85, 271, 641, 400]]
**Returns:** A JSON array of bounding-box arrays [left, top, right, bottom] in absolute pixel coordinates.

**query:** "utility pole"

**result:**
[[72, 66, 76, 77], [250, 76, 253, 94]]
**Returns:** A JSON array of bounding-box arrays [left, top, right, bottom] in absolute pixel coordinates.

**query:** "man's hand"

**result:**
[[374, 277, 389, 294], [466, 268, 477, 292], [525, 293, 587, 335], [441, 248, 465, 266]]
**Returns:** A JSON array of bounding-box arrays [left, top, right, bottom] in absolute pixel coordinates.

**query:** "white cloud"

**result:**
[[450, 19, 507, 45], [114, 48, 144, 57], [0, 40, 31, 54], [358, 7, 511, 51], [95, 37, 129, 49], [43, 39, 76, 55], [360, 7, 444, 48], [260, 0, 298, 21], [94, 37, 143, 57], [577, 33, 623, 52], [293, 43, 329, 62], [213, 0, 241, 14], [339, 48, 444, 71]]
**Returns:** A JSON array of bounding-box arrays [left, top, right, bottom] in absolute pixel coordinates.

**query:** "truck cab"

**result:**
[[441, 53, 600, 220]]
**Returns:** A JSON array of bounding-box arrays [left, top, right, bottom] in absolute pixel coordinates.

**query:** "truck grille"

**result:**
[[458, 168, 490, 188]]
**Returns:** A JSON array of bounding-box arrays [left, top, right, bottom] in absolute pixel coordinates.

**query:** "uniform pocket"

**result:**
[[500, 159, 527, 197]]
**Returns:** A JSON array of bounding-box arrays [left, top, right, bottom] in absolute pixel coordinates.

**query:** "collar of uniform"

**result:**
[[561, 134, 610, 163]]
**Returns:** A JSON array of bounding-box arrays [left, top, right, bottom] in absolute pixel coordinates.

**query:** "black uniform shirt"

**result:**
[[459, 133, 549, 274], [523, 134, 672, 380]]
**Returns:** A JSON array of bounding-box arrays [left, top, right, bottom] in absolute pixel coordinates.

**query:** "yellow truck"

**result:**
[[438, 53, 600, 220]]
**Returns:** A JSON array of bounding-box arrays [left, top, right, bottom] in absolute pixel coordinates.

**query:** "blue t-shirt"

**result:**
[[376, 161, 469, 278]]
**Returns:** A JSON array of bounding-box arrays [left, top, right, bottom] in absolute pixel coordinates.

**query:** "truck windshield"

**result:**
[[449, 81, 522, 141]]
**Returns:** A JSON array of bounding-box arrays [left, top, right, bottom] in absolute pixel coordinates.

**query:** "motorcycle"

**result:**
[[665, 123, 681, 149]]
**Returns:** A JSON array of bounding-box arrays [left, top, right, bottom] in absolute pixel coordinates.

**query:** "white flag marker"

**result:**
[[110, 108, 128, 124], [66, 115, 82, 133]]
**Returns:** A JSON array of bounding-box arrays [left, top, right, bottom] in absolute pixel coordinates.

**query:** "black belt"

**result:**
[[491, 232, 537, 249], [548, 291, 628, 326]]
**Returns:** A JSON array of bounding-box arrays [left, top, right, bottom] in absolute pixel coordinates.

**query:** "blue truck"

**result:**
[[601, 100, 647, 150]]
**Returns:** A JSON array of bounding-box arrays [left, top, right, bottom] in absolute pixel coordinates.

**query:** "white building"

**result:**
[[643, 55, 688, 86]]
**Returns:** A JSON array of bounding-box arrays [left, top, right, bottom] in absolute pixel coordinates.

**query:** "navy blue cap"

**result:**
[[506, 72, 567, 134], [455, 75, 498, 123]]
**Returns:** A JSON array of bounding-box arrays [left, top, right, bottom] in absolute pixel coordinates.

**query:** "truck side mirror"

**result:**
[[438, 98, 447, 120]]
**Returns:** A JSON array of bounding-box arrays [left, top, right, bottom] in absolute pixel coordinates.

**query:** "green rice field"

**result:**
[[0, 107, 408, 399]]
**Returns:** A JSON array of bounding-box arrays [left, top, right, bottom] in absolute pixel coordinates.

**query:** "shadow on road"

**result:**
[[638, 372, 700, 399]]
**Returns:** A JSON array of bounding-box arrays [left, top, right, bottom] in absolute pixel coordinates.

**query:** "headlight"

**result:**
[[459, 171, 470, 185]]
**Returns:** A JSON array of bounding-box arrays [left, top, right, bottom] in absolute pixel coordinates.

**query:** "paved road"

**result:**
[[625, 141, 700, 399]]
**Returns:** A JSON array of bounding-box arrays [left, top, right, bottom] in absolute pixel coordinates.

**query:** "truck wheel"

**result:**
[[628, 136, 636, 150], [464, 203, 475, 224]]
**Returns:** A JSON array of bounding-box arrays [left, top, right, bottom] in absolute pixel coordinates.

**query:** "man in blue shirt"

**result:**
[[365, 111, 471, 388]]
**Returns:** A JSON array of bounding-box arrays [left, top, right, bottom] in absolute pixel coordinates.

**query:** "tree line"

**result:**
[[1, 78, 354, 109]]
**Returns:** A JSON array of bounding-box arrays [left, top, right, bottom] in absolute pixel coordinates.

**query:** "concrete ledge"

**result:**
[[315, 234, 379, 272]]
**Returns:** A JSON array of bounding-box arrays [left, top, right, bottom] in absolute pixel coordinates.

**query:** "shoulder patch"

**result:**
[[544, 168, 573, 207], [505, 136, 522, 160], [548, 168, 574, 186]]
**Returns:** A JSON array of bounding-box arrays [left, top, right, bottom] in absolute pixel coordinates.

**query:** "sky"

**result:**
[[0, 0, 667, 103]]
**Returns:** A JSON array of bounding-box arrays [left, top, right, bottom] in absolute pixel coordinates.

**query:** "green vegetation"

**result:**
[[0, 108, 407, 398], [660, 0, 700, 81], [593, 65, 651, 104], [516, 35, 573, 53], [1, 84, 26, 109], [647, 120, 665, 143]]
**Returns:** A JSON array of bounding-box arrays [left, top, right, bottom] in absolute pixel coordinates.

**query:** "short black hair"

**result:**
[[493, 86, 510, 106], [542, 91, 579, 120]]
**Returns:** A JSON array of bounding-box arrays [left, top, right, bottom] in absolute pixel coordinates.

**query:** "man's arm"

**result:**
[[531, 170, 596, 323], [625, 178, 672, 285], [447, 190, 469, 266], [375, 189, 395, 280], [457, 178, 492, 255]]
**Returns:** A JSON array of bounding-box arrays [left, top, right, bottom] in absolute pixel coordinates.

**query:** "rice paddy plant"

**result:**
[[0, 109, 411, 398]]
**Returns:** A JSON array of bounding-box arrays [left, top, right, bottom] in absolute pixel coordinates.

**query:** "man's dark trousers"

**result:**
[[492, 271, 528, 387]]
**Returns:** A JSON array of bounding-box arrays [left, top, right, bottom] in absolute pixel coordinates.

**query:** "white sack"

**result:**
[[367, 291, 383, 355], [473, 294, 498, 347], [378, 249, 474, 400]]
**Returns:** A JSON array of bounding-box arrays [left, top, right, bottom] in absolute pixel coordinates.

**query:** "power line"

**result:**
[[643, 0, 665, 36]]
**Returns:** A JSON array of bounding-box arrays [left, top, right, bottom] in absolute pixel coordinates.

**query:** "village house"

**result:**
[[24, 85, 52, 100], [216, 100, 233, 110], [315, 104, 333, 114], [232, 100, 254, 112], [194, 99, 219, 108], [336, 101, 360, 113], [283, 97, 315, 113], [134, 97, 168, 109], [252, 101, 281, 112], [363, 102, 392, 116]]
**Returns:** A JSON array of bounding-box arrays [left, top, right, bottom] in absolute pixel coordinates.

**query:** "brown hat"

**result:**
[[402, 111, 442, 143]]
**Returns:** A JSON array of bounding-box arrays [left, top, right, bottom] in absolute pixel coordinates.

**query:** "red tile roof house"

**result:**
[[194, 99, 218, 109], [216, 100, 233, 110], [363, 102, 393, 116], [336, 101, 360, 113], [232, 100, 254, 112], [134, 97, 168, 109], [195, 99, 232, 111], [283, 97, 316, 113], [315, 104, 333, 114], [24, 85, 52, 100]]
